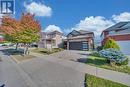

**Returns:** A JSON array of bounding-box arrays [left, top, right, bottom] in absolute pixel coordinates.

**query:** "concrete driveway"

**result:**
[[19, 56, 85, 87], [51, 50, 91, 62]]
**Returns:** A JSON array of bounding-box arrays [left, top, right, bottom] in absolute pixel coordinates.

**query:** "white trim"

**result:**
[[108, 33, 130, 36]]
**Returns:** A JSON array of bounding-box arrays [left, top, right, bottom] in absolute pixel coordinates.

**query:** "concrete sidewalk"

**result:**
[[31, 52, 130, 86]]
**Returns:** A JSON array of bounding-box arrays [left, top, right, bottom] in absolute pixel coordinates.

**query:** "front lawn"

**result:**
[[86, 56, 130, 74], [85, 74, 128, 87]]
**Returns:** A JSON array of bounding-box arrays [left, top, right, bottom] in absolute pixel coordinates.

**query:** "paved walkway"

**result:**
[[31, 52, 130, 86]]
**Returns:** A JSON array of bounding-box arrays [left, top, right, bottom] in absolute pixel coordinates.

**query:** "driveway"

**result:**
[[51, 50, 91, 62]]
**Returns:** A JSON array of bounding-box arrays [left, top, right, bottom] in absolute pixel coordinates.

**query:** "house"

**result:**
[[67, 30, 94, 51], [101, 22, 130, 54], [0, 36, 4, 42], [38, 31, 63, 49]]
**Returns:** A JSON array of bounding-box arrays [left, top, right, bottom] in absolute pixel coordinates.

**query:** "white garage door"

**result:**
[[116, 41, 130, 55]]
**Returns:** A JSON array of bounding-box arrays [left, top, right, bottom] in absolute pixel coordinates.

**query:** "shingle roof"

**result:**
[[78, 30, 93, 34], [67, 30, 94, 36], [104, 22, 130, 31]]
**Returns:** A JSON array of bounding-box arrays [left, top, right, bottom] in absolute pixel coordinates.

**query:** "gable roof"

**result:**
[[47, 30, 63, 35], [78, 30, 93, 34], [101, 22, 130, 36], [42, 30, 62, 35], [67, 30, 94, 37], [104, 22, 130, 32]]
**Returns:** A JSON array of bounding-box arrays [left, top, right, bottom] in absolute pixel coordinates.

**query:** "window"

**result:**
[[82, 42, 88, 50], [109, 31, 115, 35]]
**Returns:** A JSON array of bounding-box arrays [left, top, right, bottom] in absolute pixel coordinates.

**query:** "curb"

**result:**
[[10, 55, 20, 63]]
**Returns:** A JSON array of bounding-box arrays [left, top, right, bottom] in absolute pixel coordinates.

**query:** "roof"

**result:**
[[47, 30, 62, 35], [78, 30, 93, 34], [41, 30, 62, 35], [104, 22, 130, 31], [101, 22, 130, 36], [67, 30, 94, 37]]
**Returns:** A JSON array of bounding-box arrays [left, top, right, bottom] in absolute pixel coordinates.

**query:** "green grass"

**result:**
[[85, 74, 128, 87], [86, 56, 130, 74]]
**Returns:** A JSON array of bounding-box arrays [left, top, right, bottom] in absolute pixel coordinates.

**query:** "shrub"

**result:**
[[90, 51, 100, 57], [117, 57, 129, 65], [99, 48, 128, 65], [52, 48, 64, 52], [103, 38, 120, 50], [97, 46, 103, 51]]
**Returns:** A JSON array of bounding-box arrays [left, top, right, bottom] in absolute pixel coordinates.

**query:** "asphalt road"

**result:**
[[0, 48, 85, 87], [19, 57, 85, 87]]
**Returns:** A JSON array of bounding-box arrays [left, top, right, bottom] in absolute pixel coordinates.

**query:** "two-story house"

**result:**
[[101, 22, 130, 54], [38, 31, 63, 49], [67, 30, 94, 51]]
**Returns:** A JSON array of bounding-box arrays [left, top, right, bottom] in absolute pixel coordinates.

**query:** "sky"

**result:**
[[5, 0, 130, 36]]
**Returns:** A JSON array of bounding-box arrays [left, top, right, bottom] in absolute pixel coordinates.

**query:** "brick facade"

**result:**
[[102, 31, 130, 45]]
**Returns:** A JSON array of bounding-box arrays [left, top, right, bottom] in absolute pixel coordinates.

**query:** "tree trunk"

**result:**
[[15, 43, 18, 50], [24, 44, 30, 55]]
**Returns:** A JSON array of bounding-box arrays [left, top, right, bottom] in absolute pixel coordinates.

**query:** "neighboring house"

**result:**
[[38, 31, 63, 49], [67, 30, 94, 51], [101, 22, 130, 54], [0, 35, 4, 42]]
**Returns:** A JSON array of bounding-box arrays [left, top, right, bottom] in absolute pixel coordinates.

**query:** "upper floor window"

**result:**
[[109, 31, 115, 35]]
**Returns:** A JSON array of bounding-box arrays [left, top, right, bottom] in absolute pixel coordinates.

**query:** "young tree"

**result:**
[[19, 13, 41, 55], [103, 38, 120, 50]]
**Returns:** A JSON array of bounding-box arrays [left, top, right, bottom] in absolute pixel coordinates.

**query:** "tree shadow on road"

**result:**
[[0, 48, 24, 56]]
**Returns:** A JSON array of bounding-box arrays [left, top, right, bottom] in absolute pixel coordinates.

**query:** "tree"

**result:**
[[0, 17, 23, 50], [0, 13, 41, 55], [19, 13, 41, 55], [103, 38, 120, 50]]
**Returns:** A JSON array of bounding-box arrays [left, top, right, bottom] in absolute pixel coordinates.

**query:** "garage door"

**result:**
[[116, 41, 130, 54], [69, 42, 88, 50]]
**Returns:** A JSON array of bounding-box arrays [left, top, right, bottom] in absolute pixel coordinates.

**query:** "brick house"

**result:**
[[67, 30, 94, 50], [101, 22, 130, 54], [38, 31, 63, 49]]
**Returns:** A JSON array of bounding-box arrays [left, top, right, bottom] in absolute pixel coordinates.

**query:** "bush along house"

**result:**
[[67, 30, 94, 51], [101, 22, 130, 54]]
